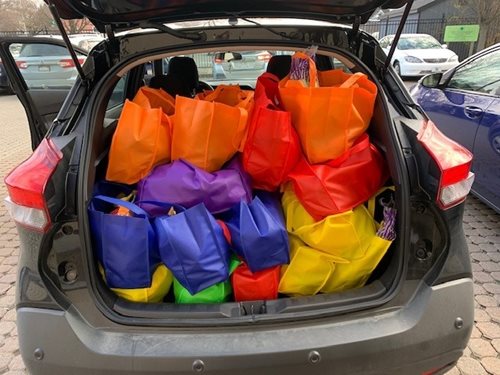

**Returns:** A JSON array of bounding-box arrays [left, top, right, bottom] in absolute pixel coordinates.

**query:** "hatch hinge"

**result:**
[[47, 1, 86, 80], [105, 24, 120, 64], [383, 0, 415, 73], [349, 15, 362, 53]]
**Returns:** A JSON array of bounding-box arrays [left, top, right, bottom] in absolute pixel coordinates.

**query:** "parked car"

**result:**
[[68, 33, 105, 51], [0, 1, 474, 374], [380, 33, 459, 77], [411, 43, 500, 213], [0, 58, 12, 93], [213, 51, 272, 81], [13, 42, 86, 89]]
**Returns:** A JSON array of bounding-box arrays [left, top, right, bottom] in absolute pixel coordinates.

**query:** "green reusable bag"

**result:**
[[174, 256, 240, 304]]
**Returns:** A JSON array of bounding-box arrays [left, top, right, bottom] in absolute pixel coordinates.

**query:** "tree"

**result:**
[[454, 0, 500, 49]]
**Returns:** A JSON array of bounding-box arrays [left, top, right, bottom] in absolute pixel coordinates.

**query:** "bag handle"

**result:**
[[93, 195, 149, 217], [327, 133, 370, 168], [339, 72, 366, 88], [137, 201, 185, 213], [280, 52, 318, 88], [367, 186, 396, 219], [201, 85, 242, 102], [233, 107, 249, 152]]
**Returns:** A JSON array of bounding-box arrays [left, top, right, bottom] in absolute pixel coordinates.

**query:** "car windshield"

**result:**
[[397, 36, 442, 50]]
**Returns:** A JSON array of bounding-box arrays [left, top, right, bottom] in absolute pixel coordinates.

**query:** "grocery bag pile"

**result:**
[[89, 50, 397, 304]]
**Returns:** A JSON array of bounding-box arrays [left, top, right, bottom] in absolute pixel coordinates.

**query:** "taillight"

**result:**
[[4, 138, 62, 232], [417, 120, 474, 209], [16, 60, 28, 69], [257, 52, 272, 62], [58, 58, 85, 68]]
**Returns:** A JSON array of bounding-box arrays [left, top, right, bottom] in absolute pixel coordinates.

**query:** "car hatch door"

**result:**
[[0, 37, 86, 150]]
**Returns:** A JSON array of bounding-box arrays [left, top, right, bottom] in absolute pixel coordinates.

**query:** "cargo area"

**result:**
[[84, 44, 407, 322]]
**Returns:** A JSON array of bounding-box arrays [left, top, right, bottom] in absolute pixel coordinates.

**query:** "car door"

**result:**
[[417, 51, 497, 152], [0, 37, 86, 149]]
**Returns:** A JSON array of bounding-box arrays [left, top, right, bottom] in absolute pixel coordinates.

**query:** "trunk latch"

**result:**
[[239, 301, 267, 316]]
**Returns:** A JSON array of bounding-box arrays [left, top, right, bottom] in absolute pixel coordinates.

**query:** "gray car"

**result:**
[[0, 1, 473, 374], [13, 43, 86, 89]]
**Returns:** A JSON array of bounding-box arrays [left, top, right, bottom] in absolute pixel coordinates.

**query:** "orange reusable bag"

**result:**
[[197, 85, 254, 111], [242, 77, 301, 191], [279, 52, 377, 164], [171, 96, 249, 172], [106, 100, 171, 185], [133, 86, 175, 115], [287, 133, 388, 220]]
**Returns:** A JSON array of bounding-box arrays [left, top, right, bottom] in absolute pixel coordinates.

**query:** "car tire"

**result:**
[[393, 61, 402, 77]]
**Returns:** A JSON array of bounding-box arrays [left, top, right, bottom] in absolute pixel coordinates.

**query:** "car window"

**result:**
[[397, 36, 442, 50], [379, 38, 388, 49], [163, 50, 294, 87], [448, 49, 500, 95], [19, 44, 68, 57], [107, 75, 127, 110], [9, 42, 85, 90]]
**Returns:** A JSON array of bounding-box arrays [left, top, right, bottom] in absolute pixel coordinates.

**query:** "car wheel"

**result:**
[[393, 61, 402, 77]]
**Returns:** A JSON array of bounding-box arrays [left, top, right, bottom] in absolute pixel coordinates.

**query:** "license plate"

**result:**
[[38, 65, 50, 72]]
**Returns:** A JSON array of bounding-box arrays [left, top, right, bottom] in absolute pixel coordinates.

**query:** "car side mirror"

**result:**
[[421, 73, 443, 89], [442, 44, 448, 49]]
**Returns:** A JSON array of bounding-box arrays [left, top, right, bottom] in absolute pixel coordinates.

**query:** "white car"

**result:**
[[379, 33, 459, 77]]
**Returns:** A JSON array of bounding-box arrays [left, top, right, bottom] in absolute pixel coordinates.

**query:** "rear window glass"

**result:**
[[19, 44, 69, 57]]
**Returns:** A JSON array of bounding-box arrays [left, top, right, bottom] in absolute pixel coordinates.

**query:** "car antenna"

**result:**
[[47, 1, 85, 80], [383, 0, 414, 74]]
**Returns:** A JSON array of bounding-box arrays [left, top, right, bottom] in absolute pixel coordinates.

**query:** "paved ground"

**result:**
[[0, 91, 499, 374]]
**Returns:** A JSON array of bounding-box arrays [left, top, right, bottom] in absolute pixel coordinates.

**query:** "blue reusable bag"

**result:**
[[154, 203, 231, 295], [89, 195, 165, 289], [224, 191, 290, 273]]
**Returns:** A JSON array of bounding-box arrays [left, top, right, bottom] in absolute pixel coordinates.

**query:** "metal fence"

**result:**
[[362, 18, 480, 61]]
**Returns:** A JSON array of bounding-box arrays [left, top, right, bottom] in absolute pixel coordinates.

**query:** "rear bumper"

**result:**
[[400, 61, 458, 76], [18, 278, 473, 375]]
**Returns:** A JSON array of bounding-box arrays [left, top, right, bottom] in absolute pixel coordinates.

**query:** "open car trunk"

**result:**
[[81, 26, 408, 326]]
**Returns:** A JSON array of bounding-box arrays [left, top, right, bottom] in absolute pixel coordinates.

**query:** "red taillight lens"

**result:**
[[257, 52, 272, 62], [4, 138, 62, 232], [16, 60, 28, 69], [417, 120, 474, 209], [58, 58, 85, 68]]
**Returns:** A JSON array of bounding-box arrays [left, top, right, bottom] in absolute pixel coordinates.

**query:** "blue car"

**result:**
[[411, 43, 500, 213]]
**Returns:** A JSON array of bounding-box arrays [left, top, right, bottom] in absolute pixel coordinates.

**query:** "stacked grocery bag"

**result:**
[[89, 49, 397, 304]]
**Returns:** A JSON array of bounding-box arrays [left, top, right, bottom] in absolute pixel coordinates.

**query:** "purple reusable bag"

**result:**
[[137, 157, 252, 214]]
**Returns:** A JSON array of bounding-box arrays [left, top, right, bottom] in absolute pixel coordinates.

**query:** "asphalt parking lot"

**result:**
[[0, 90, 499, 374]]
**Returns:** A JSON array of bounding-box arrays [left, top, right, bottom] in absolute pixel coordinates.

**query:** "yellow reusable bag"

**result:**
[[278, 236, 342, 297], [281, 185, 396, 294], [282, 185, 376, 260], [101, 264, 173, 303]]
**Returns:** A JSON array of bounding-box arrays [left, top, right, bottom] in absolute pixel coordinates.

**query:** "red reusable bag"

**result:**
[[287, 134, 388, 220], [232, 262, 280, 302], [242, 74, 301, 191]]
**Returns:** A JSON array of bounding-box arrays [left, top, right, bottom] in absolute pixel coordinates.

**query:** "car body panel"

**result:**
[[45, 0, 409, 31], [18, 279, 473, 375], [471, 98, 500, 213], [411, 43, 500, 212]]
